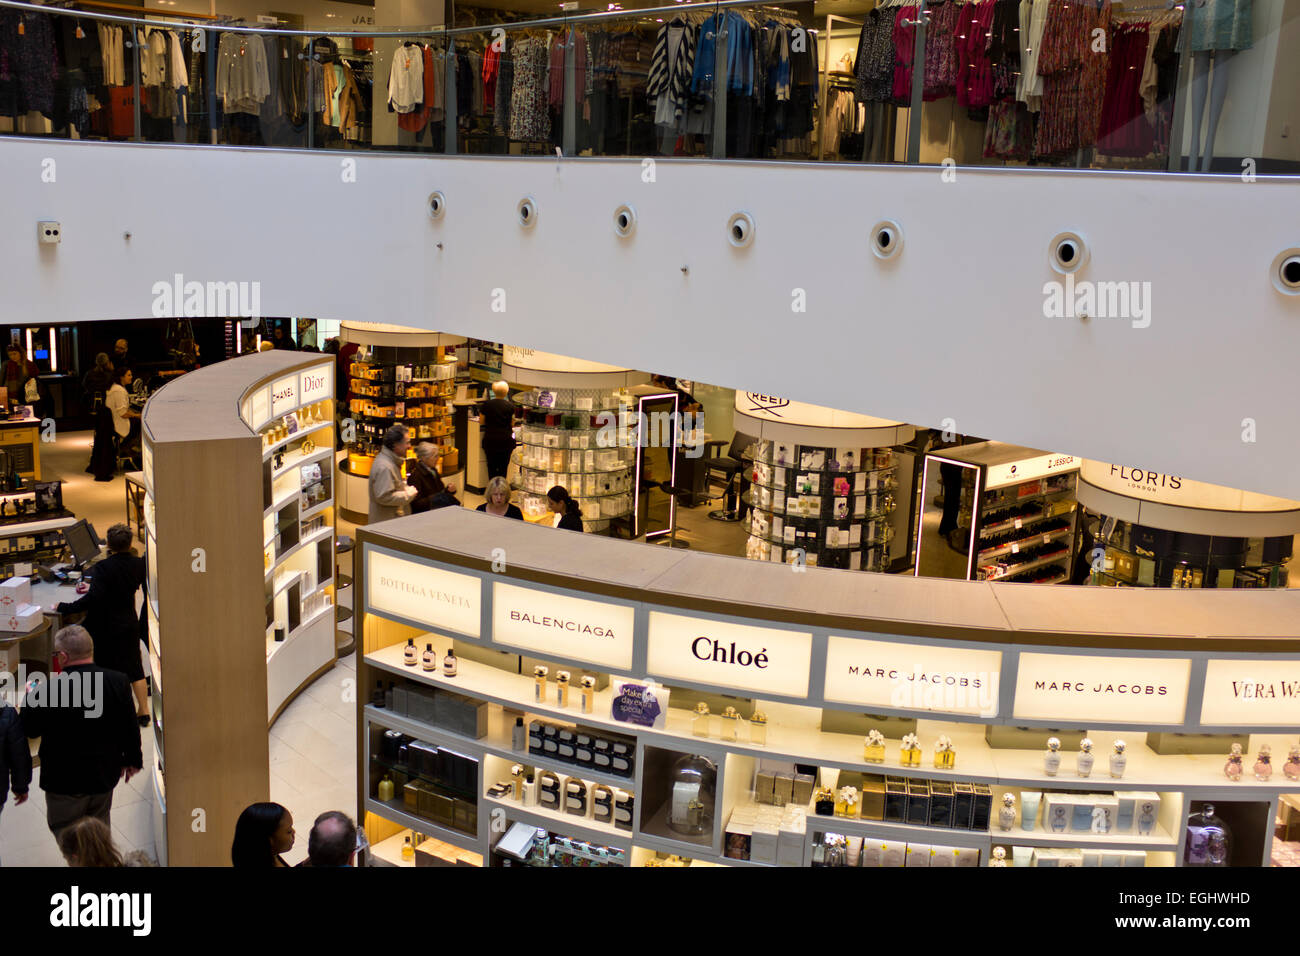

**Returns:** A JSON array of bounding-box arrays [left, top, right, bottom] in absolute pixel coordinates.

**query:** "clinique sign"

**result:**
[[647, 611, 811, 698]]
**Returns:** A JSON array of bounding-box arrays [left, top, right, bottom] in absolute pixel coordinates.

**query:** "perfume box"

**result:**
[[793, 773, 815, 807], [971, 784, 993, 831], [556, 728, 578, 762], [538, 772, 564, 810], [564, 778, 590, 817], [1032, 848, 1060, 867], [391, 685, 409, 715], [575, 733, 595, 766], [612, 789, 634, 831], [609, 739, 635, 777], [403, 781, 423, 810], [542, 724, 561, 758], [433, 691, 488, 739], [750, 823, 779, 865], [528, 721, 547, 756], [724, 818, 753, 860], [452, 799, 477, 834], [861, 842, 884, 867], [592, 785, 615, 824], [1114, 792, 1137, 832], [1130, 792, 1161, 835], [1044, 794, 1072, 833], [1082, 850, 1102, 866], [406, 687, 436, 724], [906, 780, 931, 826], [1092, 795, 1119, 834], [408, 740, 440, 778], [1071, 795, 1096, 833], [777, 819, 805, 867], [592, 737, 612, 771], [1058, 849, 1084, 868], [754, 770, 776, 805], [904, 843, 931, 867], [954, 847, 980, 868], [773, 772, 794, 806], [1121, 851, 1148, 867], [952, 782, 974, 829], [0, 575, 30, 608], [929, 780, 954, 828], [860, 778, 886, 821], [884, 778, 908, 823], [928, 845, 955, 868], [1100, 853, 1125, 867]]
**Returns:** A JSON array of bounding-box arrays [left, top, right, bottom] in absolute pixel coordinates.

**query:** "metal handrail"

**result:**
[[0, 0, 812, 38]]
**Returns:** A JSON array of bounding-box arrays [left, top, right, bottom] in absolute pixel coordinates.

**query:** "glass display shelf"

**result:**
[[981, 478, 1076, 511], [979, 547, 1073, 581], [976, 525, 1073, 561], [749, 452, 897, 477], [516, 437, 627, 450], [517, 465, 633, 478], [516, 486, 634, 502], [981, 503, 1075, 537], [743, 491, 895, 521], [746, 526, 894, 550]]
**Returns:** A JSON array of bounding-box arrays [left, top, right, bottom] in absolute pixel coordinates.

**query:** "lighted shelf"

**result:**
[[480, 794, 632, 851], [989, 822, 1176, 851], [370, 829, 483, 868], [273, 445, 334, 480], [803, 813, 991, 847], [264, 526, 333, 581], [261, 421, 333, 461], [363, 797, 481, 853]]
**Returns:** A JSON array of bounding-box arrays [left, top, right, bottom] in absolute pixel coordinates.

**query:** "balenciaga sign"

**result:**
[[493, 582, 634, 670], [366, 550, 482, 638]]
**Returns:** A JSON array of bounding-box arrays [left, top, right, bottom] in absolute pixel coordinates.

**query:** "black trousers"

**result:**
[[484, 438, 514, 480]]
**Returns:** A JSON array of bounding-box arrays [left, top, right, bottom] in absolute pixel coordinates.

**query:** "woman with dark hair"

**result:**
[[231, 802, 295, 867], [58, 817, 124, 867], [546, 486, 584, 533]]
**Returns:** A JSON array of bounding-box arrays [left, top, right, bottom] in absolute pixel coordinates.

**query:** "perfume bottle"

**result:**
[[750, 710, 767, 747], [934, 734, 956, 770], [370, 680, 385, 708], [1185, 803, 1231, 866], [1224, 742, 1244, 781], [1285, 744, 1300, 782], [534, 665, 548, 704], [863, 729, 886, 763], [377, 774, 395, 803], [403, 638, 417, 666], [1044, 737, 1062, 776], [522, 773, 538, 806], [1254, 744, 1272, 781], [813, 787, 835, 816], [421, 642, 437, 671], [989, 846, 1008, 867], [1109, 740, 1127, 778], [555, 671, 570, 707], [666, 753, 717, 836], [720, 706, 740, 742], [579, 676, 596, 714], [998, 792, 1017, 831], [401, 836, 414, 861], [692, 702, 711, 738], [442, 647, 457, 677], [512, 717, 526, 751], [510, 764, 525, 801], [900, 733, 922, 767], [1076, 738, 1095, 777], [835, 786, 860, 819]]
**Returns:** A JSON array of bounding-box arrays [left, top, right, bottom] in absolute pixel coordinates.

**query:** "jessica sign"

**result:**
[[1013, 652, 1190, 724], [646, 611, 812, 698]]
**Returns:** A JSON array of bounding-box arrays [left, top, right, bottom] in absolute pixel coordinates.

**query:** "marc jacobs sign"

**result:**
[[824, 637, 1002, 717], [1200, 659, 1300, 727], [647, 611, 811, 698], [366, 551, 482, 638], [492, 582, 634, 670], [1013, 652, 1191, 725]]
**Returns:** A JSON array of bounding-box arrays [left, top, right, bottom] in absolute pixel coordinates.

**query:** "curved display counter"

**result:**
[[143, 351, 338, 866], [356, 508, 1300, 868]]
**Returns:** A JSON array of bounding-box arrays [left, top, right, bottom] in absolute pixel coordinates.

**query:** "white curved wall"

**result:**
[[3, 138, 1300, 498]]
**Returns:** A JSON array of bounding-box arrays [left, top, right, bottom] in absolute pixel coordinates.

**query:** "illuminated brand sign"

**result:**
[[985, 454, 1077, 490], [492, 582, 634, 670], [824, 637, 1002, 717], [366, 551, 481, 637], [1200, 660, 1300, 727], [646, 611, 811, 698], [743, 393, 791, 417], [1013, 652, 1190, 724], [501, 347, 627, 375], [300, 365, 332, 403], [270, 375, 297, 416], [1079, 459, 1300, 513], [247, 387, 269, 429]]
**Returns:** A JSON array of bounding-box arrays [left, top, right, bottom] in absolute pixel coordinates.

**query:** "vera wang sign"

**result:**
[[366, 550, 481, 637]]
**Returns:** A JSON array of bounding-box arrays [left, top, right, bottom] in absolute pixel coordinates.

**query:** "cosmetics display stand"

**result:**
[[355, 509, 1300, 868], [917, 443, 1080, 583], [143, 352, 338, 866], [1076, 460, 1300, 589], [731, 394, 917, 572], [337, 322, 466, 519]]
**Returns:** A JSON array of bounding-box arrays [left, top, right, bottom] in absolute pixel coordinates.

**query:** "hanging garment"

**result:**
[[494, 43, 512, 132], [322, 61, 362, 130], [923, 0, 959, 100], [1179, 0, 1251, 52], [854, 6, 896, 103], [508, 34, 551, 141], [647, 18, 695, 123], [0, 10, 58, 118], [96, 22, 126, 87], [482, 42, 499, 111], [399, 45, 438, 134], [891, 6, 919, 104], [987, 0, 1022, 98], [983, 98, 1035, 158], [388, 43, 423, 113], [955, 0, 997, 109], [1096, 22, 1152, 156], [216, 31, 271, 115], [1016, 0, 1050, 110]]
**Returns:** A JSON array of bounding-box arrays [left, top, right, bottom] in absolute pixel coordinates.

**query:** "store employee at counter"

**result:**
[[477, 381, 518, 480]]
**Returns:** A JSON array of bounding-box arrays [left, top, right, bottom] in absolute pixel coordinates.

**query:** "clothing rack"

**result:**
[[47, 0, 218, 21], [817, 13, 862, 160]]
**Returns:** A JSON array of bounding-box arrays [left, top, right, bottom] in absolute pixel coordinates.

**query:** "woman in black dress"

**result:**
[[547, 485, 584, 533]]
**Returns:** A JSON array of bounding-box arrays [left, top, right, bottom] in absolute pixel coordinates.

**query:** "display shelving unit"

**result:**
[[355, 508, 1300, 868], [142, 352, 338, 866]]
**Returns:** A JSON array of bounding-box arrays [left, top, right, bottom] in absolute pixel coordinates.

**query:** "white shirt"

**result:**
[[106, 384, 130, 438], [388, 45, 424, 114]]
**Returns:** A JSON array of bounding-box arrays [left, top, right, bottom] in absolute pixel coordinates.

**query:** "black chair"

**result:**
[[704, 431, 757, 522]]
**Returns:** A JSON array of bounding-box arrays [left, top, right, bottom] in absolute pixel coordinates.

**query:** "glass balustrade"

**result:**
[[0, 0, 1292, 175]]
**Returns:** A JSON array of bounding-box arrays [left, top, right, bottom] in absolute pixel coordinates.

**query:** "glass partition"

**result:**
[[0, 0, 1294, 176]]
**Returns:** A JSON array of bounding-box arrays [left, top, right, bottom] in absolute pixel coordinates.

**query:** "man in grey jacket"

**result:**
[[368, 424, 417, 524]]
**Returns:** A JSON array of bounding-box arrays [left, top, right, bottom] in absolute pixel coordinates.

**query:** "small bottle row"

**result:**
[[863, 730, 957, 769], [524, 718, 636, 779], [690, 702, 769, 745], [814, 773, 993, 831], [261, 401, 332, 447], [488, 765, 634, 831], [989, 846, 1147, 867], [997, 789, 1161, 836], [812, 835, 981, 868]]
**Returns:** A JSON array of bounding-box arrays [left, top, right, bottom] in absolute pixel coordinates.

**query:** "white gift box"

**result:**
[[3, 603, 43, 632], [0, 576, 31, 608]]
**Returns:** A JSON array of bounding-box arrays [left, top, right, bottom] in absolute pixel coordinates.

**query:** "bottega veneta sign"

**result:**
[[824, 637, 1001, 717], [493, 582, 634, 670], [1013, 652, 1190, 724], [647, 611, 811, 698], [1200, 659, 1300, 726], [366, 551, 481, 638]]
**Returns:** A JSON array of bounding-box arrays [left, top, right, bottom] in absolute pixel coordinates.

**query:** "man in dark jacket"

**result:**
[[477, 381, 518, 480], [22, 625, 142, 838], [408, 442, 458, 513], [0, 700, 32, 864], [57, 523, 148, 723]]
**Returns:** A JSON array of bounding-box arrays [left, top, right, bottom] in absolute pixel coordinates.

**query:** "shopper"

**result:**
[[477, 381, 518, 480], [476, 476, 523, 520], [408, 442, 458, 513], [368, 424, 416, 523], [21, 625, 143, 839], [271, 324, 297, 350], [56, 523, 149, 724], [105, 366, 141, 458], [305, 810, 357, 867], [3, 345, 32, 406], [111, 339, 130, 371], [231, 802, 295, 867], [58, 816, 124, 867], [0, 699, 32, 865], [82, 352, 114, 411], [547, 485, 584, 532], [86, 401, 118, 482]]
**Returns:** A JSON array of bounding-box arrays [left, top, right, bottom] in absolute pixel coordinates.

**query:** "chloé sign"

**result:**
[[1013, 652, 1191, 725], [365, 550, 482, 638], [492, 582, 634, 671], [647, 611, 811, 698]]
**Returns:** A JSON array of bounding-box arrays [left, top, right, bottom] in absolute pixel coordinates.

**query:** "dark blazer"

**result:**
[[58, 552, 146, 681], [478, 397, 517, 444], [22, 663, 142, 795], [408, 460, 456, 513], [0, 704, 32, 806], [557, 512, 584, 533]]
